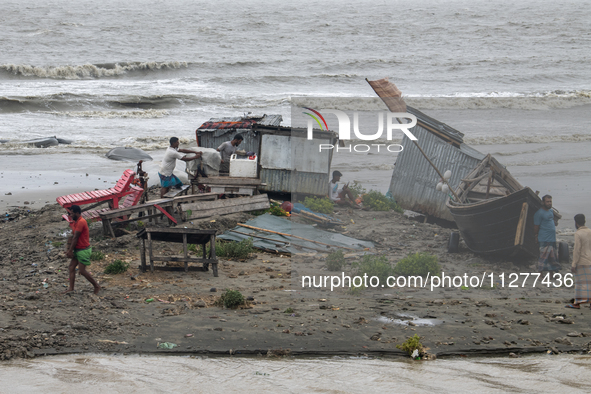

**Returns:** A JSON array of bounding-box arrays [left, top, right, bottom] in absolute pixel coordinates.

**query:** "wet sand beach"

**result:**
[[1, 193, 589, 362]]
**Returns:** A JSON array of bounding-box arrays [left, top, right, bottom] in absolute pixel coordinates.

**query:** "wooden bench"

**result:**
[[136, 227, 218, 276], [57, 169, 143, 222]]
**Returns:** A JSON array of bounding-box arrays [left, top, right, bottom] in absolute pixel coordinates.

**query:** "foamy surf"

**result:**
[[44, 109, 170, 118], [0, 61, 188, 79]]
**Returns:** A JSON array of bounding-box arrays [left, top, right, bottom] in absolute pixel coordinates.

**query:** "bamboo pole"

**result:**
[[236, 223, 358, 251], [411, 140, 461, 202]]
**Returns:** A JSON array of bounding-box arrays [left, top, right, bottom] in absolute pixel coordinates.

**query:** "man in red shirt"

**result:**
[[64, 205, 100, 294]]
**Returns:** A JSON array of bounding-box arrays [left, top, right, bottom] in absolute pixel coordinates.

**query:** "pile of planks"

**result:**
[[180, 194, 270, 220]]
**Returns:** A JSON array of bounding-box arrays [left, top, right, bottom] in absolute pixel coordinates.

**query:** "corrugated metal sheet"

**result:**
[[260, 135, 331, 172], [198, 129, 261, 154], [196, 114, 283, 155], [389, 125, 485, 221], [259, 169, 328, 196]]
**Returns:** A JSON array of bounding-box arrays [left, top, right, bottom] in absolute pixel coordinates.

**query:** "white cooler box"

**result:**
[[229, 154, 258, 178]]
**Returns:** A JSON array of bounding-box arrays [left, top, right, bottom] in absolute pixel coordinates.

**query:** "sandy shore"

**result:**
[[0, 194, 589, 362]]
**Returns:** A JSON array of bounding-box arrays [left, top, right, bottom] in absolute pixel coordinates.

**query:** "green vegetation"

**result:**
[[393, 252, 441, 277], [302, 196, 334, 214], [326, 250, 346, 271], [90, 250, 105, 261], [348, 283, 366, 296], [362, 190, 403, 213], [352, 254, 394, 283], [284, 307, 294, 314], [53, 241, 64, 248], [104, 259, 129, 274], [137, 220, 145, 228], [396, 334, 424, 358], [348, 181, 366, 199], [218, 289, 245, 309], [250, 209, 271, 216], [269, 202, 289, 217], [189, 238, 254, 259]]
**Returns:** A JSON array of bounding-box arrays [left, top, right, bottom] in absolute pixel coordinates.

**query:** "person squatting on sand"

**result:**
[[159, 137, 202, 198], [64, 205, 100, 295], [534, 195, 560, 273], [566, 214, 591, 309], [329, 170, 361, 209]]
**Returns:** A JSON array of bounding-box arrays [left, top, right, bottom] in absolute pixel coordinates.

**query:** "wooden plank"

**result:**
[[100, 199, 173, 219], [135, 265, 213, 272], [171, 192, 218, 205], [150, 256, 218, 263], [196, 176, 262, 186], [182, 194, 268, 212], [460, 171, 491, 201], [163, 185, 190, 198], [514, 202, 529, 246], [187, 201, 270, 219]]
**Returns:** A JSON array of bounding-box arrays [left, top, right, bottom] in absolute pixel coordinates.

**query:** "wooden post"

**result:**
[[514, 202, 529, 246], [140, 238, 146, 272], [147, 232, 154, 273], [107, 219, 116, 239], [485, 170, 494, 200], [210, 234, 218, 277], [183, 233, 188, 272]]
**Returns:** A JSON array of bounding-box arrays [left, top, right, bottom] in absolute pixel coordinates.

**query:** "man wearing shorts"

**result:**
[[64, 205, 100, 294]]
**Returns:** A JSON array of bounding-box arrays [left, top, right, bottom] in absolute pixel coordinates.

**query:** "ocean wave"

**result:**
[[291, 90, 591, 111], [464, 134, 591, 145], [404, 92, 591, 110], [0, 135, 194, 154], [0, 61, 188, 79], [490, 146, 552, 156], [505, 156, 591, 167], [0, 93, 193, 113], [43, 109, 170, 118]]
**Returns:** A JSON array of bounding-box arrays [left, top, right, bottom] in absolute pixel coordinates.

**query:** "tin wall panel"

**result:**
[[389, 125, 484, 221]]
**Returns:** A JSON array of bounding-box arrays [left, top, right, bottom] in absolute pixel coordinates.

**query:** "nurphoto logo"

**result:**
[[302, 107, 418, 153]]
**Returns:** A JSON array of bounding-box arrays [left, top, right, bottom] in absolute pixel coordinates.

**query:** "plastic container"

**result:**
[[229, 153, 258, 178]]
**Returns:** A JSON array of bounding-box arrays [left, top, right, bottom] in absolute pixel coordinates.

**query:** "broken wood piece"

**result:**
[[180, 194, 270, 220]]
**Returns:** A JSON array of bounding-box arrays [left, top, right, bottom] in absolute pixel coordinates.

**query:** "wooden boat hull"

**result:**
[[447, 188, 542, 258]]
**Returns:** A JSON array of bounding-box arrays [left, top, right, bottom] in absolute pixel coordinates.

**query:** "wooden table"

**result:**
[[136, 227, 218, 276]]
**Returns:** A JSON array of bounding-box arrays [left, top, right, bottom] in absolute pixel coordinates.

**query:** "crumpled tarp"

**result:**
[[219, 214, 373, 254], [186, 147, 221, 177]]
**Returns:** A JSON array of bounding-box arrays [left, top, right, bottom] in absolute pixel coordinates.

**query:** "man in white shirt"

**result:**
[[216, 134, 243, 174], [159, 137, 202, 198], [329, 170, 360, 208]]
